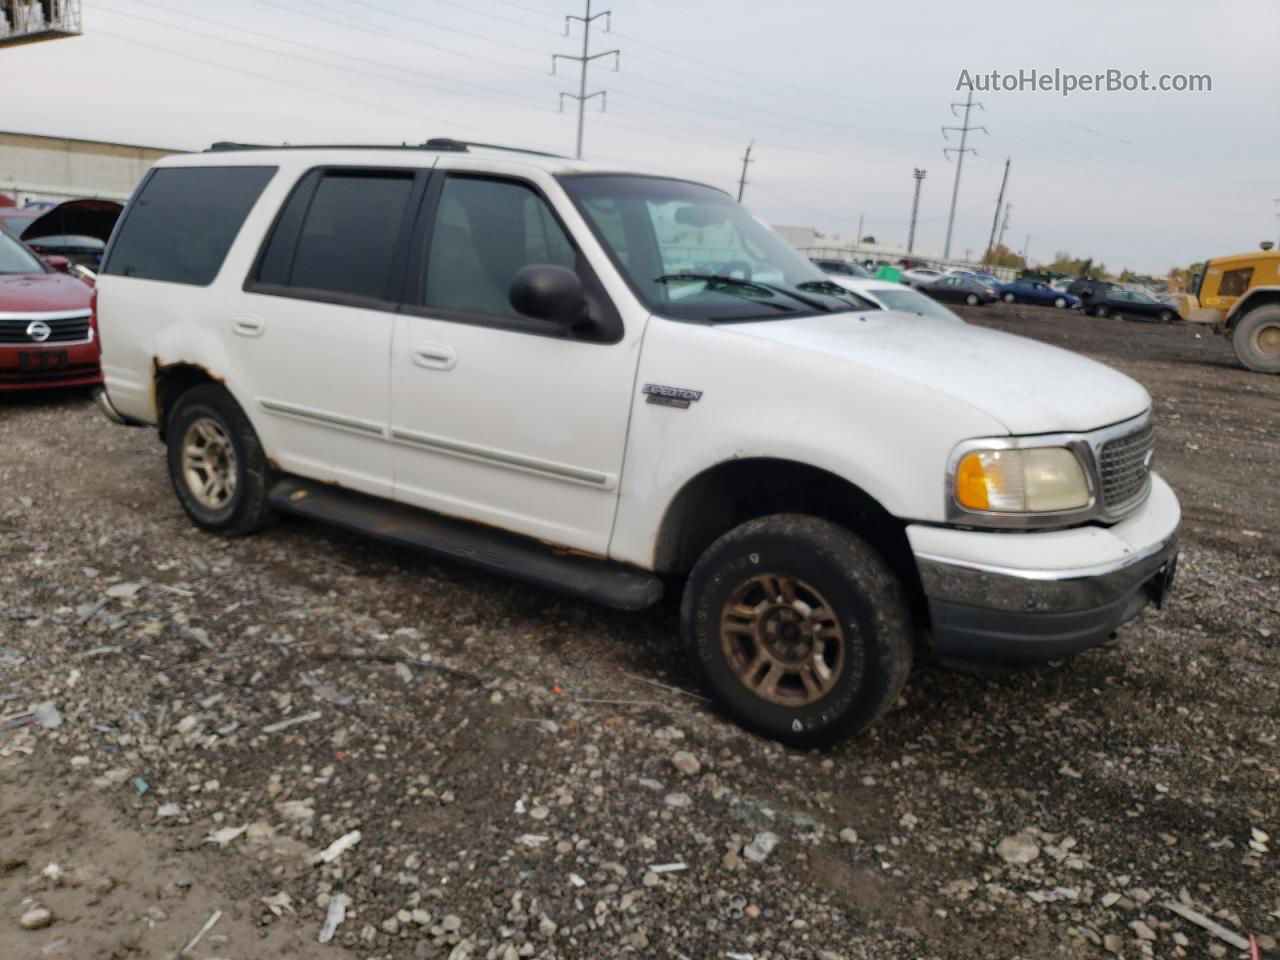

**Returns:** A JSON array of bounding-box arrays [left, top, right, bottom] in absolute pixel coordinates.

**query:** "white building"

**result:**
[[0, 129, 180, 207]]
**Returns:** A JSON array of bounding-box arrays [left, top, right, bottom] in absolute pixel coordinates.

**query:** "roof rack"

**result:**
[[205, 139, 567, 159]]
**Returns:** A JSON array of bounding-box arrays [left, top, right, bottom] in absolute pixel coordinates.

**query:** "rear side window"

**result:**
[[255, 170, 415, 301], [1218, 267, 1253, 297], [102, 166, 275, 285]]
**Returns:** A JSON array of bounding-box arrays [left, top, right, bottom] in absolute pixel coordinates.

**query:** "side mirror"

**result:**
[[45, 255, 72, 273], [509, 264, 587, 327]]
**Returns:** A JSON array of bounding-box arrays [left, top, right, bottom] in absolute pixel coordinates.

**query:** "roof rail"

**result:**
[[205, 139, 568, 159]]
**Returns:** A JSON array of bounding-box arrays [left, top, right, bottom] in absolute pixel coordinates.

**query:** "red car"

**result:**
[[0, 229, 100, 392]]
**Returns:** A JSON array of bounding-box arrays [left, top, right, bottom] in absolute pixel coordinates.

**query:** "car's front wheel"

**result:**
[[1002, 292, 1016, 303], [166, 385, 275, 535], [680, 515, 912, 747], [1053, 297, 1067, 308], [1156, 309, 1176, 324], [1095, 304, 1111, 318], [965, 293, 979, 306], [1231, 304, 1280, 373]]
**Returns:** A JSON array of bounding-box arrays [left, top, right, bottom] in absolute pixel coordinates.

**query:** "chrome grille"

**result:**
[[1099, 421, 1154, 510], [0, 314, 92, 345]]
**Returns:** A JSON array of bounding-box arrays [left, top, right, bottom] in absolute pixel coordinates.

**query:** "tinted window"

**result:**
[[102, 166, 275, 285], [1219, 267, 1253, 297], [422, 177, 578, 318], [283, 172, 414, 299]]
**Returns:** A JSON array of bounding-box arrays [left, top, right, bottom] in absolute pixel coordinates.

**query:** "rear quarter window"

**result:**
[[102, 166, 276, 285]]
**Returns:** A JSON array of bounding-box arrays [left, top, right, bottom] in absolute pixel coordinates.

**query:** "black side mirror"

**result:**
[[510, 264, 587, 327]]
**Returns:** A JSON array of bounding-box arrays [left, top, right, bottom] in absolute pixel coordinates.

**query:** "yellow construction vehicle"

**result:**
[[1180, 248, 1280, 373]]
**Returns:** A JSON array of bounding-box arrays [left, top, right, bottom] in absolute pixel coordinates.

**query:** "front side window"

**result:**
[[257, 170, 415, 300], [102, 165, 276, 285], [0, 230, 43, 274], [562, 174, 860, 322], [421, 176, 577, 319]]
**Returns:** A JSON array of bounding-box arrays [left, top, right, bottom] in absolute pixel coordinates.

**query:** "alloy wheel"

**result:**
[[181, 417, 238, 510]]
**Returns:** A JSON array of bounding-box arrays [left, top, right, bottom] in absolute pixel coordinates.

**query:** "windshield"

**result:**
[[561, 174, 858, 321], [0, 230, 44, 274], [873, 287, 962, 321]]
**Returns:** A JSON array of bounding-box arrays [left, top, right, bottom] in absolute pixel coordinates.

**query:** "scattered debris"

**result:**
[[261, 710, 323, 734], [204, 826, 247, 847], [1161, 901, 1250, 950], [743, 832, 779, 864], [180, 909, 222, 955], [312, 829, 362, 864], [318, 894, 351, 944]]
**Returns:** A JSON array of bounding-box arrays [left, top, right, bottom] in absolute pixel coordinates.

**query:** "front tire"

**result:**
[[1053, 297, 1067, 309], [965, 293, 979, 306], [1095, 304, 1110, 318], [1002, 292, 1016, 303], [680, 515, 912, 747], [166, 385, 276, 535], [1231, 304, 1280, 373]]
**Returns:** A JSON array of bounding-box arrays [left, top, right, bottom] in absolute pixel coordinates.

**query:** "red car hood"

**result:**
[[0, 272, 92, 313]]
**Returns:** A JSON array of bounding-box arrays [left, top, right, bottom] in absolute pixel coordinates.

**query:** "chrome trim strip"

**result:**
[[944, 409, 1153, 530], [389, 426, 612, 488], [259, 398, 385, 437], [915, 532, 1178, 614], [0, 309, 92, 321]]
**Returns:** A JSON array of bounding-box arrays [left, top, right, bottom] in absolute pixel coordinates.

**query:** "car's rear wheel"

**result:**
[[1095, 304, 1110, 318], [1231, 304, 1280, 374], [680, 515, 912, 747], [166, 385, 275, 535], [965, 293, 979, 306], [1156, 309, 1176, 324], [1053, 297, 1067, 308], [1002, 292, 1016, 303]]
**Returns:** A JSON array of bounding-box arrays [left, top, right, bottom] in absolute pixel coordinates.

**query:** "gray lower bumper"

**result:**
[[93, 387, 145, 427], [916, 533, 1179, 669]]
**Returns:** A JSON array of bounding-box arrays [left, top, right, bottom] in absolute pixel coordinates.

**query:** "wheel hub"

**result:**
[[182, 417, 238, 510], [720, 574, 845, 707], [1257, 323, 1280, 357]]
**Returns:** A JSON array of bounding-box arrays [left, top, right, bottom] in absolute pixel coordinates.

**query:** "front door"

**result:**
[[389, 170, 640, 554]]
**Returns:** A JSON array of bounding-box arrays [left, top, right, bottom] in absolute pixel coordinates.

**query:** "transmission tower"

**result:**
[[941, 89, 986, 259], [984, 158, 1010, 266], [552, 0, 619, 160], [907, 168, 926, 254]]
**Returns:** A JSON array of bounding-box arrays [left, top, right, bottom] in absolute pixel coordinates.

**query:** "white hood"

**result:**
[[727, 311, 1150, 435]]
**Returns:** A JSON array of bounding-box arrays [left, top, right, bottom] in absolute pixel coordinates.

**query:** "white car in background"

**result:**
[[900, 266, 944, 288], [826, 277, 964, 321]]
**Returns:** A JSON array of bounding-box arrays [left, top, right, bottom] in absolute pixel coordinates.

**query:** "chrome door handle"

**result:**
[[232, 314, 265, 338], [410, 342, 457, 371]]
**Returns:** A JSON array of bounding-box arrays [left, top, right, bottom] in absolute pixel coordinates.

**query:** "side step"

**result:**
[[268, 477, 664, 611]]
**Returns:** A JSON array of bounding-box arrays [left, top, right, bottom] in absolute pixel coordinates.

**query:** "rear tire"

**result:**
[[965, 293, 979, 306], [1156, 309, 1176, 324], [1002, 292, 1016, 303], [680, 515, 912, 747], [1231, 304, 1280, 373], [166, 385, 276, 535], [1095, 304, 1110, 318], [1053, 297, 1067, 309]]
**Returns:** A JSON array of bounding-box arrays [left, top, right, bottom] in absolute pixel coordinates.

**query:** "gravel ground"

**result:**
[[1, 304, 1277, 960]]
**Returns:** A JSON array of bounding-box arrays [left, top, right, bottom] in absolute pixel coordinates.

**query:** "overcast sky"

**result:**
[[3, 0, 1277, 273]]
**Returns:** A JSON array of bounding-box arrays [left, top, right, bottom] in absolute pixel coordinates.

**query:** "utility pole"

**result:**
[[984, 157, 1010, 266], [856, 212, 864, 248], [907, 168, 926, 254], [736, 141, 753, 202], [552, 0, 619, 160], [1022, 233, 1031, 262], [941, 89, 986, 259], [1273, 198, 1280, 248], [996, 202, 1012, 257]]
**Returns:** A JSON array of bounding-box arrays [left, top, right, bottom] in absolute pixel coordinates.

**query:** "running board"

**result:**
[[268, 477, 663, 611]]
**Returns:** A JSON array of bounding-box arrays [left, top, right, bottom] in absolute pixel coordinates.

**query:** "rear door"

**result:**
[[232, 166, 427, 498], [387, 167, 638, 554]]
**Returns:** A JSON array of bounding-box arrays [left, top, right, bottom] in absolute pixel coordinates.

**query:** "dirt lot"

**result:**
[[2, 304, 1277, 960]]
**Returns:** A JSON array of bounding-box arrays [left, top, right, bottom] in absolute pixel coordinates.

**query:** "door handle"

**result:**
[[410, 342, 457, 371], [231, 314, 266, 338]]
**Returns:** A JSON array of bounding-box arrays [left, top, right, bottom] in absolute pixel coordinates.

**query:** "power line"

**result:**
[[941, 89, 986, 259], [552, 0, 619, 158]]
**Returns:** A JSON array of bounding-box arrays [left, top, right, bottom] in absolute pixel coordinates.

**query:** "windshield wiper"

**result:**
[[796, 279, 879, 310], [654, 273, 839, 312]]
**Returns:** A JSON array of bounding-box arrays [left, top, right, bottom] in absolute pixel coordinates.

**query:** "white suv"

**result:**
[[94, 140, 1180, 745]]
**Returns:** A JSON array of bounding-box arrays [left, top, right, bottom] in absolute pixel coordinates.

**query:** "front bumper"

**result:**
[[909, 474, 1181, 669], [0, 339, 102, 392]]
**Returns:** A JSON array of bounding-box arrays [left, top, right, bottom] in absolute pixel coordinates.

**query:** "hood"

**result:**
[[726, 311, 1150, 435], [20, 199, 123, 244], [0, 272, 93, 313]]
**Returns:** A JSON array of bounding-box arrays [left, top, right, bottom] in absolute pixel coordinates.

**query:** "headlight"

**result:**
[[954, 447, 1090, 513]]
